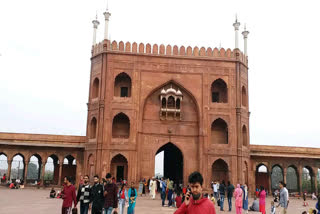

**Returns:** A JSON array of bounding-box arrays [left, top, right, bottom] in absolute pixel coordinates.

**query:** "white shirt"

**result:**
[[213, 184, 218, 192], [284, 187, 289, 201]]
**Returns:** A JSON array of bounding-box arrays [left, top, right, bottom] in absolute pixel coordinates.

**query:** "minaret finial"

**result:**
[[236, 13, 238, 22], [106, 0, 109, 11], [233, 15, 241, 49], [92, 13, 100, 45], [103, 2, 111, 40], [242, 24, 249, 55]]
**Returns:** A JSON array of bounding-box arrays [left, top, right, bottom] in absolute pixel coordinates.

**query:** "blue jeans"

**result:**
[[220, 195, 225, 211], [168, 190, 173, 206], [104, 207, 113, 214], [161, 191, 166, 206], [119, 199, 125, 214], [80, 202, 89, 214], [227, 196, 232, 211]]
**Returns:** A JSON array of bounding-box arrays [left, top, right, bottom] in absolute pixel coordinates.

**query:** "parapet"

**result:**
[[92, 40, 248, 65]]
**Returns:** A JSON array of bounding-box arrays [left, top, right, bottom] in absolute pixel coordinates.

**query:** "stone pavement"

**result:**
[[0, 187, 317, 214]]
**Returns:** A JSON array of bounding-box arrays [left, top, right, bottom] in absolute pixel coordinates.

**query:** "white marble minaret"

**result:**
[[233, 15, 241, 49], [242, 24, 249, 55], [92, 15, 100, 45]]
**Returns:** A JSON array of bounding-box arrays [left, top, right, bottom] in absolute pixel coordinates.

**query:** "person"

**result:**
[[168, 179, 174, 207], [118, 183, 128, 214], [259, 186, 266, 214], [316, 196, 320, 214], [227, 181, 234, 211], [79, 175, 84, 185], [233, 184, 243, 214], [270, 201, 276, 214], [210, 193, 216, 205], [303, 191, 308, 206], [103, 173, 118, 214], [91, 175, 104, 214], [175, 192, 182, 208], [302, 212, 307, 214], [312, 193, 317, 200], [50, 188, 57, 198], [61, 176, 77, 214], [219, 180, 226, 211], [174, 171, 216, 214], [160, 177, 167, 206], [242, 184, 248, 214], [284, 183, 289, 208], [150, 177, 157, 200], [76, 175, 91, 214], [249, 195, 259, 211], [127, 182, 137, 214], [213, 181, 219, 202], [2, 173, 6, 183], [277, 181, 288, 214], [142, 178, 146, 196], [9, 181, 15, 189]]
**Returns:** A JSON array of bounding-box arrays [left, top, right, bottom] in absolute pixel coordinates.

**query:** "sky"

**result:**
[[1, 0, 320, 148]]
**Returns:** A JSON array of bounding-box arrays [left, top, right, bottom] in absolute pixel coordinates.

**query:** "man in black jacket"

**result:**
[[90, 175, 104, 214], [219, 180, 226, 211], [77, 175, 91, 214]]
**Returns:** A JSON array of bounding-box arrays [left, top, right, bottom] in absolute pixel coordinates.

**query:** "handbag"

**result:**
[[217, 199, 221, 206], [72, 208, 78, 214]]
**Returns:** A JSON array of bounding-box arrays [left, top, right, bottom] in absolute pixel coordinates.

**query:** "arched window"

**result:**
[[242, 125, 248, 146], [92, 78, 99, 99], [211, 79, 228, 103], [114, 73, 131, 97], [176, 99, 181, 109], [242, 86, 247, 107], [167, 96, 175, 108], [211, 118, 228, 144], [161, 98, 166, 108], [112, 113, 130, 138], [90, 117, 97, 139]]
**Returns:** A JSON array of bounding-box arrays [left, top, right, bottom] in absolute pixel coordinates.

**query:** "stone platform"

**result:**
[[0, 187, 317, 214]]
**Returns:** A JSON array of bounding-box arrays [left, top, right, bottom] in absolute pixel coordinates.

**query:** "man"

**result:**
[[150, 177, 157, 200], [227, 181, 234, 211], [103, 173, 118, 214], [212, 181, 218, 201], [219, 180, 226, 211], [174, 171, 216, 214], [160, 177, 167, 206], [167, 179, 174, 207], [284, 183, 289, 208], [61, 176, 77, 214], [277, 181, 288, 214], [77, 175, 91, 214], [249, 195, 259, 211], [90, 175, 104, 214]]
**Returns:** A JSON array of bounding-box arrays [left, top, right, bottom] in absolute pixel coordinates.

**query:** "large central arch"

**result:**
[[156, 142, 183, 184]]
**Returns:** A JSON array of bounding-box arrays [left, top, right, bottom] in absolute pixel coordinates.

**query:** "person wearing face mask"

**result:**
[[174, 171, 216, 214], [76, 175, 91, 214], [103, 173, 118, 214]]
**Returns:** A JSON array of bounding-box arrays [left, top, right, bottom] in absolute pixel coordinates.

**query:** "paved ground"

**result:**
[[0, 187, 318, 214]]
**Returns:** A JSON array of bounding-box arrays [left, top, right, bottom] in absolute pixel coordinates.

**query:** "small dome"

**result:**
[[161, 88, 166, 95], [176, 89, 182, 95]]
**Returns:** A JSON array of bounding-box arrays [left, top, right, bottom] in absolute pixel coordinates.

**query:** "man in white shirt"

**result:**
[[213, 181, 218, 201]]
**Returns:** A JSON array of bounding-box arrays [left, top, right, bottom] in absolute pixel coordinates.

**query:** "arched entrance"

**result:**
[[10, 154, 25, 181], [61, 155, 77, 184], [156, 143, 183, 184], [26, 154, 42, 184], [287, 165, 298, 193], [271, 165, 284, 191], [302, 166, 314, 193], [212, 159, 229, 183], [256, 164, 269, 190], [0, 153, 8, 182], [110, 154, 128, 182]]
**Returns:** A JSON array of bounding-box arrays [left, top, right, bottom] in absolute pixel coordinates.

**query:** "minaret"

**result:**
[[233, 15, 241, 49], [242, 24, 249, 55], [103, 6, 111, 40], [92, 14, 100, 45]]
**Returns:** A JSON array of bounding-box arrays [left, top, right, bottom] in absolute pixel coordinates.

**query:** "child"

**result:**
[[270, 201, 276, 214], [303, 191, 309, 206], [175, 192, 182, 208], [210, 193, 216, 205]]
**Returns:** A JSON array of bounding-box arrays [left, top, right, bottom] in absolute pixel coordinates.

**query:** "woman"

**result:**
[[242, 184, 248, 214], [127, 182, 137, 214], [259, 186, 266, 214], [233, 184, 243, 214], [118, 184, 128, 214]]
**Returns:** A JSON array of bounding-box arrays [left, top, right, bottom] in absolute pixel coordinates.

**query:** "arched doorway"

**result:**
[[287, 165, 298, 193], [110, 154, 128, 182], [155, 143, 183, 184], [10, 154, 25, 181], [212, 159, 229, 183], [302, 166, 314, 193], [87, 154, 95, 182], [44, 155, 60, 185], [256, 164, 269, 191], [0, 153, 8, 182], [26, 154, 42, 184], [61, 155, 77, 184], [271, 165, 283, 191]]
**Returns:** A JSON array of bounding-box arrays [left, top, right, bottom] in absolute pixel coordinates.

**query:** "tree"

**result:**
[[27, 163, 39, 179]]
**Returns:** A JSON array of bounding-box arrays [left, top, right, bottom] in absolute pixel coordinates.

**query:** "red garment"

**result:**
[[259, 204, 266, 214], [121, 190, 125, 199], [175, 196, 182, 208], [182, 188, 187, 194], [174, 197, 216, 214], [9, 183, 14, 189], [62, 184, 77, 208]]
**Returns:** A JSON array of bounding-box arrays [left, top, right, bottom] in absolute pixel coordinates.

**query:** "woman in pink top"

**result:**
[[259, 186, 266, 214], [233, 184, 243, 214]]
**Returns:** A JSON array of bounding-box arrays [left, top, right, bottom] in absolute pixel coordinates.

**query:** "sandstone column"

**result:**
[[58, 159, 63, 186], [24, 161, 29, 182], [7, 160, 12, 182]]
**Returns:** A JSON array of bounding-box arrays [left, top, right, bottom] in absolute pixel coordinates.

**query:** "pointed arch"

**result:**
[[242, 125, 248, 146], [114, 72, 132, 97], [212, 158, 229, 183], [271, 164, 284, 190], [44, 154, 59, 185], [90, 117, 97, 139], [211, 118, 228, 144], [242, 86, 247, 107], [92, 78, 99, 99], [10, 153, 25, 180], [112, 112, 130, 138], [61, 155, 77, 184], [287, 165, 298, 192], [211, 78, 228, 103], [0, 153, 8, 182], [110, 154, 128, 182]]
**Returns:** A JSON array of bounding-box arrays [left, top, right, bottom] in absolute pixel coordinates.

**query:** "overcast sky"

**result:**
[[1, 0, 320, 148]]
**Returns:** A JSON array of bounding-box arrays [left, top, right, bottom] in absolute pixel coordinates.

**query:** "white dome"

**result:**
[[176, 89, 182, 95], [166, 87, 177, 94], [161, 88, 166, 95]]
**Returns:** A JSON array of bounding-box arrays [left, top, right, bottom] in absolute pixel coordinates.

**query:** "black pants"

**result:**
[[91, 206, 102, 214]]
